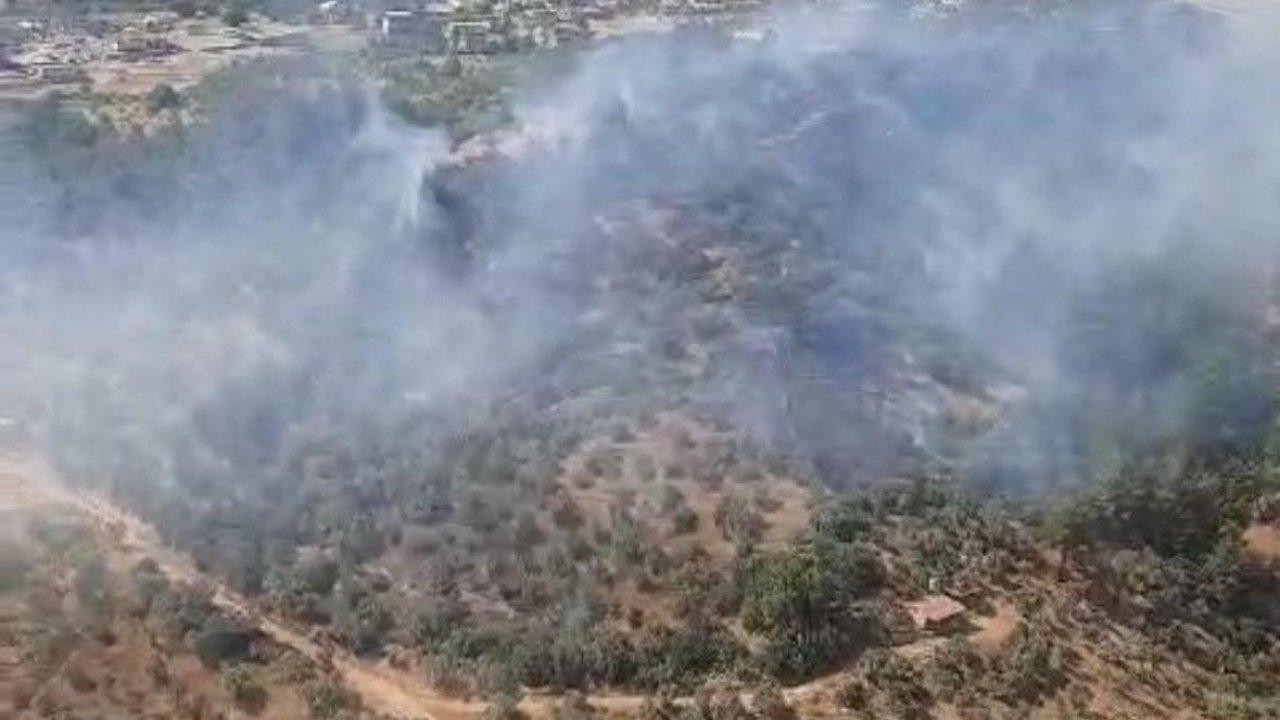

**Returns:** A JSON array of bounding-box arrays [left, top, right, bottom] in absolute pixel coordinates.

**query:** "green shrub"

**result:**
[[129, 559, 169, 613], [836, 679, 870, 711], [741, 543, 886, 681], [715, 493, 764, 544], [752, 683, 793, 720], [221, 663, 268, 712], [193, 615, 253, 669], [0, 558, 31, 595], [221, 0, 250, 26], [861, 650, 931, 719], [145, 84, 182, 115], [673, 506, 700, 535], [1048, 461, 1276, 558], [74, 556, 111, 619], [303, 680, 359, 719], [927, 637, 985, 702], [415, 598, 470, 646], [995, 619, 1065, 705]]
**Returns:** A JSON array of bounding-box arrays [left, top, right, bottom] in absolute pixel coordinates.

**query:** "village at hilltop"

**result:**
[[0, 0, 769, 104]]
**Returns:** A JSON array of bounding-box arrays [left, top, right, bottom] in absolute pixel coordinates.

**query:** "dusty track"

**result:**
[[0, 454, 483, 720], [0, 453, 830, 719]]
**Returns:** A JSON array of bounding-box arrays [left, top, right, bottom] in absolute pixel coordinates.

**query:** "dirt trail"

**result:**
[[0, 453, 833, 719], [970, 599, 1019, 657], [1242, 522, 1280, 563], [0, 454, 482, 720]]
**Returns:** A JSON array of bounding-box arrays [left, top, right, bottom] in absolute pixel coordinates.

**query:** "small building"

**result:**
[[552, 19, 585, 45], [113, 34, 178, 59], [447, 19, 494, 53], [904, 594, 967, 634], [380, 9, 419, 43], [141, 14, 175, 32], [379, 6, 451, 51], [420, 2, 453, 52], [28, 63, 86, 84]]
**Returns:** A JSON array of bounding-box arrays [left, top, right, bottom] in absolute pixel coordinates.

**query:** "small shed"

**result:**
[[904, 594, 967, 634]]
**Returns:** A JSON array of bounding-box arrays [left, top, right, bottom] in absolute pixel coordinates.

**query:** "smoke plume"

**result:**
[[2, 0, 1279, 511]]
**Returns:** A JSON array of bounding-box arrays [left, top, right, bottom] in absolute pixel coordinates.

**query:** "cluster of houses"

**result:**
[[375, 0, 588, 54], [0, 13, 183, 91], [372, 0, 764, 54]]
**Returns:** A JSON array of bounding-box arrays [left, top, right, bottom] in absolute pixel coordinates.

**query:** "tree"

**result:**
[[740, 542, 885, 680], [221, 0, 250, 26], [995, 619, 1065, 705], [194, 615, 253, 669], [145, 84, 182, 115], [861, 650, 931, 719], [304, 680, 359, 719]]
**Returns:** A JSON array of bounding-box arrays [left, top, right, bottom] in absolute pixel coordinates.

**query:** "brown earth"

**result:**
[[1242, 521, 1280, 562]]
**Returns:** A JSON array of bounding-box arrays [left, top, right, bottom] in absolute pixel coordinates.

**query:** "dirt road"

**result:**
[[0, 453, 807, 719], [0, 454, 483, 720]]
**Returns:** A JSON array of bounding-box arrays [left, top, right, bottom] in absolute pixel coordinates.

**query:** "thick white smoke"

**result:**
[[1, 0, 1278, 505]]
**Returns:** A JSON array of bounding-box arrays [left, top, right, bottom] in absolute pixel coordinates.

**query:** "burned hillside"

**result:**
[[4, 1, 1280, 718]]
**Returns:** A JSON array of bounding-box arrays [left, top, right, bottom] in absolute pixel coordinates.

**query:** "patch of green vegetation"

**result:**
[[993, 616, 1066, 705], [222, 663, 269, 712], [381, 57, 514, 143], [380, 50, 582, 143], [0, 557, 31, 595], [1049, 458, 1279, 559], [30, 513, 95, 564], [304, 679, 361, 719], [740, 541, 886, 682]]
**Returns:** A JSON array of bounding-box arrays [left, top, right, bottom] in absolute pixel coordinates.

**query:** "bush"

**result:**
[[715, 493, 764, 544], [414, 598, 469, 646], [145, 84, 182, 115], [634, 623, 744, 690], [741, 542, 887, 680], [0, 558, 29, 594], [484, 670, 527, 720], [927, 637, 985, 702], [333, 593, 392, 655], [836, 679, 870, 711], [222, 663, 268, 712], [295, 554, 339, 595], [275, 650, 316, 684], [129, 559, 169, 613], [752, 683, 793, 720], [1050, 460, 1277, 559], [861, 650, 931, 719], [304, 680, 359, 719], [995, 619, 1065, 705], [193, 615, 253, 669], [634, 455, 658, 483], [74, 555, 111, 618], [673, 506, 700, 535], [813, 498, 876, 543], [221, 0, 250, 26], [149, 584, 216, 639]]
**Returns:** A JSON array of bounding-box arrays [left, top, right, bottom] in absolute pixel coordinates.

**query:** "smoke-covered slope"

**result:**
[[4, 0, 1280, 714]]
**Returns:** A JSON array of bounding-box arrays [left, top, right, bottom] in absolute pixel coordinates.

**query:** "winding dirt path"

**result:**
[[0, 453, 826, 719], [0, 454, 482, 720]]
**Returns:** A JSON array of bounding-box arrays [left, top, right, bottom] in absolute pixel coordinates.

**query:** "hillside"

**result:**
[[4, 0, 1280, 719], [8, 447, 1280, 720]]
